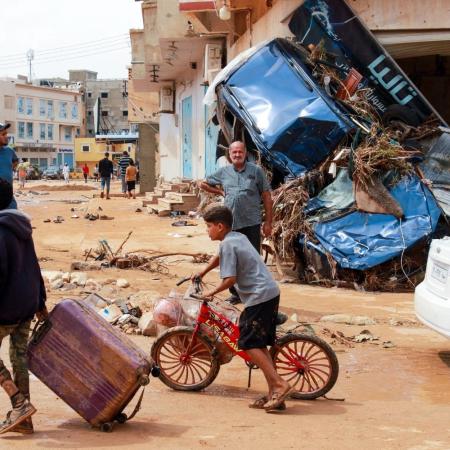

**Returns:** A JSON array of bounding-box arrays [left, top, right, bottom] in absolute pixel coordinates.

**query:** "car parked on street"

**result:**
[[415, 237, 450, 338], [42, 165, 62, 180]]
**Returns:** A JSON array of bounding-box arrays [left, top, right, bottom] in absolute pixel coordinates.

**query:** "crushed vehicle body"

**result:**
[[214, 38, 353, 178], [206, 0, 450, 291]]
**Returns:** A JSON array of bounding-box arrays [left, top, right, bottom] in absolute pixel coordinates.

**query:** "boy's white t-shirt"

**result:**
[[219, 231, 279, 308]]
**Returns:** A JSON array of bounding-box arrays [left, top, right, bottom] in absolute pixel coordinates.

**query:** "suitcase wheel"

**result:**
[[100, 422, 114, 433], [139, 374, 150, 386], [115, 413, 127, 424]]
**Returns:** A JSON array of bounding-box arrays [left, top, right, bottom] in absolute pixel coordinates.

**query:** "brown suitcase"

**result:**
[[27, 298, 158, 431]]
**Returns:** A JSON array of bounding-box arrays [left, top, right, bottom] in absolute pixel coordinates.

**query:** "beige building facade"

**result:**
[[0, 78, 82, 169]]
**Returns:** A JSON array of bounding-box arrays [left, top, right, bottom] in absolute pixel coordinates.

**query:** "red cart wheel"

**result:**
[[271, 333, 339, 400], [151, 326, 220, 391]]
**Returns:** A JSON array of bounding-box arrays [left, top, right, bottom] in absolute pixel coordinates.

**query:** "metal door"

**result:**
[[204, 87, 219, 176], [182, 96, 193, 178]]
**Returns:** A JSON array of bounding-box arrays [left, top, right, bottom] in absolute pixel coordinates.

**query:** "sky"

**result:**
[[0, 0, 144, 80]]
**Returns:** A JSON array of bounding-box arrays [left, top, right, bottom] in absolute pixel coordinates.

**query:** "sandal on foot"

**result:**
[[249, 395, 286, 410], [264, 386, 294, 412]]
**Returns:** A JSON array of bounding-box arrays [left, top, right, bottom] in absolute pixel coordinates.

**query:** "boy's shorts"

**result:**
[[127, 180, 136, 192], [238, 295, 280, 350]]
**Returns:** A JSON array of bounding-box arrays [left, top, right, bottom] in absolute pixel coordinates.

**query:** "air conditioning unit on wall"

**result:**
[[204, 43, 222, 85], [160, 86, 174, 113]]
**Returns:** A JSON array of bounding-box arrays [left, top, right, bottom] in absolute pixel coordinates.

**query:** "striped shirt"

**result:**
[[118, 156, 132, 176]]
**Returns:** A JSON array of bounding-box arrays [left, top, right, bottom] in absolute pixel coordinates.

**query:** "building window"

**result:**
[[4, 95, 13, 110], [87, 92, 92, 98], [88, 129, 93, 134], [88, 111, 92, 116], [64, 126, 72, 142], [122, 110, 128, 117], [47, 100, 54, 118], [30, 158, 39, 166], [59, 101, 67, 119], [18, 121, 25, 138], [39, 99, 46, 117], [71, 103, 78, 119], [17, 97, 24, 114], [76, 128, 80, 137], [47, 124, 54, 140], [82, 144, 90, 152], [26, 98, 33, 115], [100, 92, 108, 98], [26, 122, 33, 139], [40, 123, 46, 140], [101, 111, 108, 117]]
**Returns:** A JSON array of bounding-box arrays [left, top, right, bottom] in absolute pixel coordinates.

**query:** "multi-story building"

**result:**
[[130, 0, 450, 186], [69, 70, 130, 137], [0, 77, 82, 169], [74, 136, 136, 174]]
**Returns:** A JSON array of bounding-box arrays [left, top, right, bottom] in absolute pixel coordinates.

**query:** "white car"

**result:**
[[415, 237, 450, 338]]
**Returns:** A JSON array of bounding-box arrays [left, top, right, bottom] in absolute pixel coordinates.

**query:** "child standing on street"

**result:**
[[194, 205, 293, 412], [0, 178, 48, 434], [125, 160, 137, 199]]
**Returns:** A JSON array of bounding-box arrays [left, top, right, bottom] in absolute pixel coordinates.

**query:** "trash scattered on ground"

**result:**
[[382, 341, 395, 349], [116, 278, 130, 288], [43, 219, 51, 223], [171, 220, 197, 227], [321, 328, 354, 348], [52, 216, 64, 223], [135, 208, 142, 213], [352, 329, 378, 343], [320, 314, 376, 326]]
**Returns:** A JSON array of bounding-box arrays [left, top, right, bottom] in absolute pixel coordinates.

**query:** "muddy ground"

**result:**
[[1, 179, 449, 449]]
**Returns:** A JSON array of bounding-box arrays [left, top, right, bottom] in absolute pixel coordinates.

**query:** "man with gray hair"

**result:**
[[200, 141, 273, 304]]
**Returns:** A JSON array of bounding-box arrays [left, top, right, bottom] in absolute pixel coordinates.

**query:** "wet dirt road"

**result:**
[[1, 181, 449, 449]]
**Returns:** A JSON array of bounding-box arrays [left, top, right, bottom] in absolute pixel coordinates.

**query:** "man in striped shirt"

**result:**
[[118, 151, 132, 196]]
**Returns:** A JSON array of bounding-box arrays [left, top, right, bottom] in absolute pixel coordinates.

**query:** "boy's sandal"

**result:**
[[249, 395, 286, 410], [264, 386, 295, 412]]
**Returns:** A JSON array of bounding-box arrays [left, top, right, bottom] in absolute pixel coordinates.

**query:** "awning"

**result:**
[[179, 0, 215, 11], [375, 31, 450, 58]]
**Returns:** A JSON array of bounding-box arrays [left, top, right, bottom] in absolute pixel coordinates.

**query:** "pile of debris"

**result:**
[[264, 46, 449, 291], [79, 231, 211, 274]]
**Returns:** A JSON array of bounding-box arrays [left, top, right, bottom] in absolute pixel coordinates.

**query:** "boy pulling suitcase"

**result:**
[[0, 178, 47, 434]]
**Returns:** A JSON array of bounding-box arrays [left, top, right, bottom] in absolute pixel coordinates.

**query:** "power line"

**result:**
[[0, 33, 130, 61], [0, 42, 131, 69], [0, 46, 131, 72], [0, 37, 130, 66]]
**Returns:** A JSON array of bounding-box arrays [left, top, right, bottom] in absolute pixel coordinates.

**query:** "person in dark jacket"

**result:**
[[0, 178, 47, 434], [98, 152, 114, 199]]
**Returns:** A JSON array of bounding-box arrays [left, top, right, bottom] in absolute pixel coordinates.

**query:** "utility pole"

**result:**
[[26, 49, 34, 83]]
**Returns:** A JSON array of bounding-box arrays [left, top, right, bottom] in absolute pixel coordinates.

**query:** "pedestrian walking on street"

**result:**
[[0, 178, 48, 434], [62, 163, 70, 184], [118, 151, 132, 197], [98, 152, 113, 199], [125, 160, 137, 199], [18, 165, 26, 189], [0, 123, 18, 209], [193, 205, 292, 412], [200, 141, 273, 304], [93, 164, 99, 182], [82, 164, 89, 183]]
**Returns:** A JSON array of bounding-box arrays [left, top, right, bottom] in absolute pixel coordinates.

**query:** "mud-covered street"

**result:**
[[0, 180, 448, 449]]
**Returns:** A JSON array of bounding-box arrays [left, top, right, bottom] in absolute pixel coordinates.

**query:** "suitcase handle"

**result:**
[[29, 320, 52, 346]]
